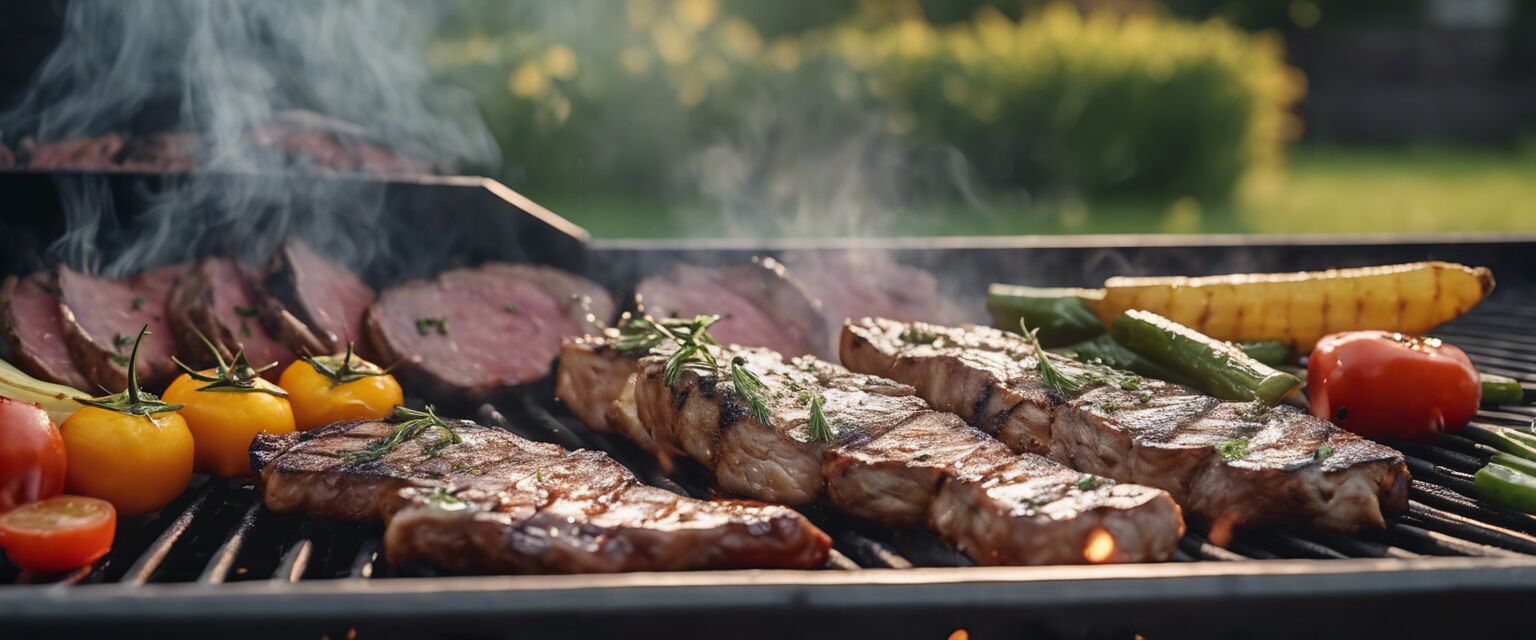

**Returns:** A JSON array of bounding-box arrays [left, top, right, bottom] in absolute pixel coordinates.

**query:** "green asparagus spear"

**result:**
[[1111, 310, 1302, 405], [1057, 335, 1195, 387], [987, 284, 1106, 347], [1481, 374, 1526, 406], [1475, 464, 1536, 514], [1237, 341, 1291, 367]]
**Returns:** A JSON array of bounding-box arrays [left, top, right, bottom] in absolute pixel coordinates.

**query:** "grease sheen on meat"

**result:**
[[251, 418, 830, 573], [840, 318, 1410, 531], [634, 258, 827, 358], [587, 343, 1183, 565]]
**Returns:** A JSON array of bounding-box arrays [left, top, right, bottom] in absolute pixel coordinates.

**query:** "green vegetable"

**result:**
[[987, 284, 1106, 346], [1236, 341, 1290, 367], [1490, 453, 1536, 478], [0, 357, 88, 424], [1463, 423, 1536, 464], [1058, 335, 1195, 386], [1475, 464, 1536, 514], [1111, 310, 1302, 406], [1481, 374, 1526, 406]]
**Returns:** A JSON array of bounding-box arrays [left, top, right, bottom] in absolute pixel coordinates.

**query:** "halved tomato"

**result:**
[[0, 495, 115, 573]]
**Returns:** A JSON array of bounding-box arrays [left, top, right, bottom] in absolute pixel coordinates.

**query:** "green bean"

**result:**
[[1111, 310, 1301, 405], [986, 284, 1105, 347]]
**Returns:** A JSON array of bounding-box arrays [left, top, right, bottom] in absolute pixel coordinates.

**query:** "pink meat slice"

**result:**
[[263, 239, 375, 353], [57, 265, 185, 391], [634, 259, 827, 358], [366, 263, 613, 405], [168, 257, 295, 374], [1, 272, 91, 389]]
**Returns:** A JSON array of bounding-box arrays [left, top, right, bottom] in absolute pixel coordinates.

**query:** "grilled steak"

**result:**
[[784, 253, 969, 353], [167, 257, 296, 374], [366, 264, 615, 405], [595, 344, 1182, 565], [1, 272, 91, 389], [554, 330, 636, 431], [841, 318, 1411, 531], [57, 265, 184, 390], [251, 418, 831, 573], [634, 258, 827, 358], [261, 239, 375, 356]]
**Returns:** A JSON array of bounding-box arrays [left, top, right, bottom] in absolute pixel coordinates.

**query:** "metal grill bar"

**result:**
[[6, 300, 1536, 585]]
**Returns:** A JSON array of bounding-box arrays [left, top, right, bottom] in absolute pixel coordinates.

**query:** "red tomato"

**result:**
[[0, 495, 115, 573], [1308, 331, 1481, 439], [0, 397, 68, 513]]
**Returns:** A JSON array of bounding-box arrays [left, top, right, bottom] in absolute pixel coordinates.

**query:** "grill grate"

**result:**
[[4, 302, 1536, 586]]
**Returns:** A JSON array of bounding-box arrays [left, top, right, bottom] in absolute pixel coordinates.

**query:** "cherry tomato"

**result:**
[[0, 397, 67, 513], [163, 370, 296, 478], [1308, 331, 1481, 439], [279, 353, 403, 431], [0, 495, 115, 573], [60, 407, 193, 516]]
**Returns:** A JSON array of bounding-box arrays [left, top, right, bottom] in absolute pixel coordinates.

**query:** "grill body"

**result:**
[[3, 176, 1536, 637]]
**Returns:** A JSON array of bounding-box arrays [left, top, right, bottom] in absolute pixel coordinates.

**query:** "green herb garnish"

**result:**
[[112, 333, 131, 349], [234, 305, 259, 318], [131, 296, 146, 311], [1020, 319, 1082, 395], [899, 327, 940, 345], [616, 313, 780, 428], [504, 303, 520, 315], [730, 356, 773, 425], [1217, 438, 1250, 461], [1077, 474, 1113, 491], [345, 405, 460, 464], [1314, 445, 1335, 462], [1237, 402, 1276, 423], [171, 330, 286, 397], [806, 390, 833, 442], [239, 321, 252, 338], [422, 486, 467, 510], [415, 317, 448, 336], [77, 326, 183, 418]]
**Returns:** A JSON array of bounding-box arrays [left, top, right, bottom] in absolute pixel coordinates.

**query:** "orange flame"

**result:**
[[1083, 527, 1117, 563], [947, 630, 969, 640], [1208, 515, 1238, 548]]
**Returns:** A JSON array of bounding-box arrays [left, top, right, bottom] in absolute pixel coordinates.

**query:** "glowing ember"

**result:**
[[1083, 527, 1117, 563], [1208, 516, 1238, 548], [947, 629, 970, 640]]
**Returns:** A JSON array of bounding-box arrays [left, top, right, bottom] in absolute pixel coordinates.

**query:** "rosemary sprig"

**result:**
[[806, 389, 834, 442], [1217, 438, 1250, 461], [345, 405, 460, 464], [77, 326, 184, 418], [730, 356, 772, 425], [1020, 319, 1083, 396], [302, 343, 393, 387], [171, 330, 286, 397]]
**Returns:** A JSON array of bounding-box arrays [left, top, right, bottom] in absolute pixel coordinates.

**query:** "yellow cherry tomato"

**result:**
[[163, 370, 296, 478], [279, 353, 403, 431], [60, 407, 193, 516]]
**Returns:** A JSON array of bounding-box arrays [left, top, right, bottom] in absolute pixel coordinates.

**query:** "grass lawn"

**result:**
[[529, 145, 1536, 239]]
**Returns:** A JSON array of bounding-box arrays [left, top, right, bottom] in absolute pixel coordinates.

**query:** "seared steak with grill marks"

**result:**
[[841, 318, 1410, 531], [251, 418, 831, 573], [1, 272, 91, 389], [634, 258, 827, 358], [260, 239, 375, 356], [58, 265, 184, 390], [168, 257, 296, 374], [365, 264, 615, 406], [597, 344, 1181, 565]]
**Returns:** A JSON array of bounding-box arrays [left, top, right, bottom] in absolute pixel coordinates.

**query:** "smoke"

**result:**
[[2, 0, 499, 277]]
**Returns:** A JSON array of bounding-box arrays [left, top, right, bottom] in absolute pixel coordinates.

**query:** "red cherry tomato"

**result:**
[[1308, 331, 1481, 439], [0, 495, 115, 573], [0, 397, 68, 513]]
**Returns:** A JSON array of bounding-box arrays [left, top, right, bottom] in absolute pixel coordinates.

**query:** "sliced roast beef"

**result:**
[[784, 252, 970, 354], [634, 258, 827, 358], [167, 257, 296, 373], [365, 264, 614, 405], [260, 239, 375, 356], [57, 265, 184, 391], [252, 418, 830, 573], [1, 272, 91, 389]]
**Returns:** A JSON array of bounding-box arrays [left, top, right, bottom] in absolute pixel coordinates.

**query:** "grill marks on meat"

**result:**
[[260, 239, 375, 355], [1, 273, 92, 389], [168, 257, 296, 374], [603, 345, 1182, 565], [841, 318, 1410, 531], [251, 419, 831, 573], [366, 264, 615, 405], [57, 265, 184, 390], [635, 258, 828, 358]]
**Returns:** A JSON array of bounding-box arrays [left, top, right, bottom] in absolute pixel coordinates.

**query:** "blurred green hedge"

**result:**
[[431, 1, 1302, 201]]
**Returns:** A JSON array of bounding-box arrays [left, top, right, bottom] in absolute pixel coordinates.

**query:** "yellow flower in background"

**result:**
[[675, 0, 718, 31], [653, 21, 694, 65], [767, 40, 800, 71], [717, 17, 763, 58], [676, 76, 706, 108], [627, 0, 656, 28], [620, 46, 653, 75], [544, 44, 579, 80], [508, 62, 548, 97]]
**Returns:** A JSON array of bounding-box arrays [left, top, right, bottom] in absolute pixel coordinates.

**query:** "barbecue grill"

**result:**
[[3, 168, 1536, 638]]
